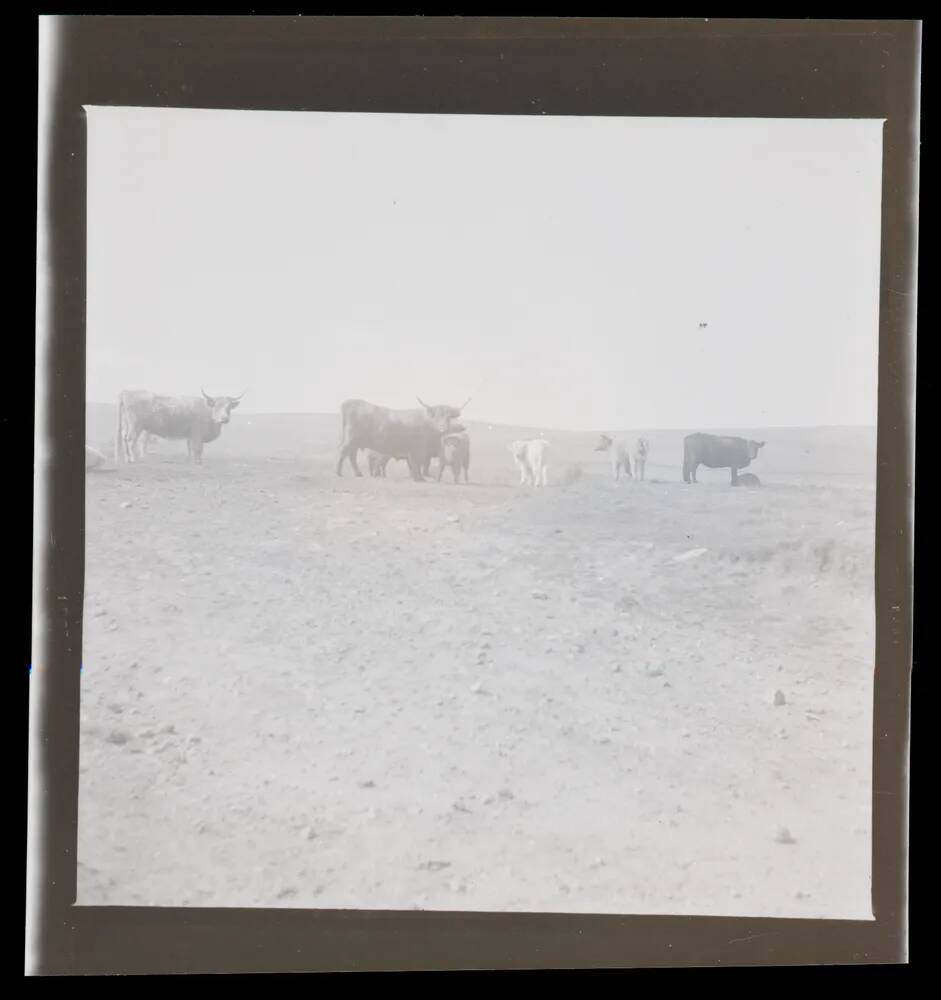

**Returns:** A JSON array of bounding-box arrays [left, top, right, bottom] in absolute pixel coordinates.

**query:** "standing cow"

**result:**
[[594, 435, 633, 481], [437, 432, 470, 484], [336, 397, 469, 483], [510, 439, 549, 487], [682, 433, 765, 485], [633, 438, 650, 480], [115, 388, 244, 465]]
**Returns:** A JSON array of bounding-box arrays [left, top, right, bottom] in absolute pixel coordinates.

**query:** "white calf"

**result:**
[[510, 438, 549, 487]]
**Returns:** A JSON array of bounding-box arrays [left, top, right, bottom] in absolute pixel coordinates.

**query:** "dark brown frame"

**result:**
[[30, 16, 918, 973]]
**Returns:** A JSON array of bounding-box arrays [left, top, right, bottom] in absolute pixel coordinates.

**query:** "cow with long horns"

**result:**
[[115, 388, 244, 465], [336, 396, 469, 482]]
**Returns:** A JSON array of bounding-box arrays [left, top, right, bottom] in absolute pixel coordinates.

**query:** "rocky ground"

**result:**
[[77, 433, 875, 918]]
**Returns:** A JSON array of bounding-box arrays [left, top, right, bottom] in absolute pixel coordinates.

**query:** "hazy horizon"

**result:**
[[86, 108, 884, 432], [86, 398, 875, 434]]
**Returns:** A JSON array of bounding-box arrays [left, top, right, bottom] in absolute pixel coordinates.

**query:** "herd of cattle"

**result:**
[[86, 388, 767, 487]]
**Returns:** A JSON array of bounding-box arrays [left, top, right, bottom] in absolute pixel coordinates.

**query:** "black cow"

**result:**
[[682, 433, 765, 485], [336, 397, 469, 482]]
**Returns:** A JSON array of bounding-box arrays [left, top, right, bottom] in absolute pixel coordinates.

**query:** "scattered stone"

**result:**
[[646, 666, 664, 677], [358, 780, 376, 789], [105, 730, 130, 745], [532, 590, 549, 600], [589, 857, 606, 869], [674, 547, 707, 562], [300, 826, 317, 841], [663, 681, 672, 688], [194, 821, 210, 834], [795, 890, 811, 900], [615, 595, 639, 612], [612, 664, 622, 673], [120, 501, 133, 509], [775, 826, 797, 845], [773, 690, 787, 706], [277, 887, 298, 900], [449, 880, 467, 893], [470, 682, 484, 694], [498, 788, 515, 800], [416, 860, 451, 872]]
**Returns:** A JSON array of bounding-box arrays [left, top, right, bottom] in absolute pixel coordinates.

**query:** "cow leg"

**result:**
[[192, 440, 204, 465], [129, 428, 146, 463], [437, 460, 445, 482], [452, 464, 460, 484], [730, 467, 738, 485], [407, 451, 425, 482]]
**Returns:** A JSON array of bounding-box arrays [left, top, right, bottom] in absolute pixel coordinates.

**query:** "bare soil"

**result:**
[[78, 423, 875, 918]]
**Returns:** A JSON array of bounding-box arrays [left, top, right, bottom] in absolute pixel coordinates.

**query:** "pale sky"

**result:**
[[86, 107, 884, 430]]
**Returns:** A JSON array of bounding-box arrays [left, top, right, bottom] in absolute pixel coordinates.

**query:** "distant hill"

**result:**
[[87, 402, 876, 487]]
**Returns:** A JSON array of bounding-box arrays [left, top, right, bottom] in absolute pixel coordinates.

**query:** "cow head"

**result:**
[[417, 396, 470, 434], [747, 439, 766, 460], [594, 434, 613, 452], [201, 388, 244, 425]]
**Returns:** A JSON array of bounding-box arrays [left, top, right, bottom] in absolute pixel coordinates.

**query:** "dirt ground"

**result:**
[[77, 429, 875, 918]]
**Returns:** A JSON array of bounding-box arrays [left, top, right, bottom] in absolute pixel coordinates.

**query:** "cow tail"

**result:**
[[115, 395, 124, 464], [681, 439, 689, 483]]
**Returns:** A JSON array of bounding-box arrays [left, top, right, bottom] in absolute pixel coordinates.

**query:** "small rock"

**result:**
[[498, 788, 514, 800], [795, 890, 811, 900], [105, 730, 130, 745], [674, 547, 707, 562], [775, 826, 797, 845], [358, 780, 376, 788], [646, 666, 664, 677], [773, 690, 787, 706], [663, 681, 672, 688], [470, 682, 484, 694], [300, 826, 317, 841], [277, 887, 298, 900], [612, 664, 622, 673], [120, 501, 133, 509], [532, 590, 549, 600], [417, 860, 451, 872]]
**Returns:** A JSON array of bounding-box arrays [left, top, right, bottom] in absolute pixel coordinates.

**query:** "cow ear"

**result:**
[[230, 399, 240, 409]]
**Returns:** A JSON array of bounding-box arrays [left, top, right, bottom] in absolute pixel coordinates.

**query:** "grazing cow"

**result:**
[[633, 438, 650, 481], [594, 434, 633, 481], [115, 388, 244, 465], [336, 397, 469, 482], [510, 439, 549, 487], [733, 472, 761, 487], [85, 445, 107, 471], [682, 433, 765, 485], [437, 432, 471, 484]]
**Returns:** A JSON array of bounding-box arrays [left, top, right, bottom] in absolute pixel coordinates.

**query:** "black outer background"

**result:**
[[31, 16, 918, 974]]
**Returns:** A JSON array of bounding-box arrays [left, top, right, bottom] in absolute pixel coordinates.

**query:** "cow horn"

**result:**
[[417, 396, 430, 409], [458, 397, 471, 412], [201, 387, 214, 403], [233, 390, 246, 401]]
